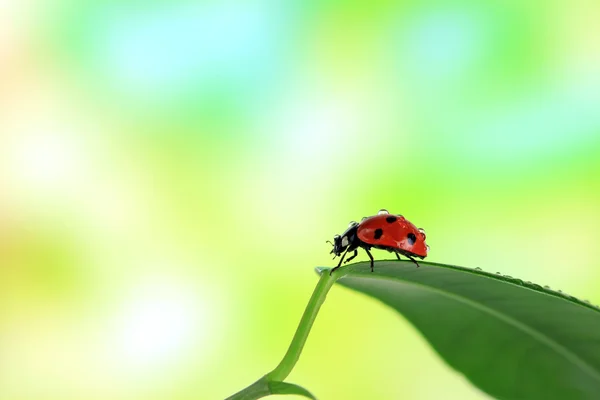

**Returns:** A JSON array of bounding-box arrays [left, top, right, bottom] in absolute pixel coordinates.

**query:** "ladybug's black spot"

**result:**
[[385, 216, 397, 223], [407, 233, 417, 246], [374, 228, 383, 240]]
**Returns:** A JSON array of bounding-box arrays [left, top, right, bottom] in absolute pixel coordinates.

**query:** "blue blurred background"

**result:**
[[1, 0, 600, 399]]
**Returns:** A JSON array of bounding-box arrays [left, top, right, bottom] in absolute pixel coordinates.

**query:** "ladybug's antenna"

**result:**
[[326, 240, 336, 255]]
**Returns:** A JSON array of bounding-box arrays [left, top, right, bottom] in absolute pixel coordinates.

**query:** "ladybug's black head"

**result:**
[[328, 222, 359, 257], [328, 234, 344, 256]]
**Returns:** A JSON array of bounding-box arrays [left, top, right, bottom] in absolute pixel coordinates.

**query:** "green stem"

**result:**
[[265, 269, 337, 381], [226, 268, 338, 399]]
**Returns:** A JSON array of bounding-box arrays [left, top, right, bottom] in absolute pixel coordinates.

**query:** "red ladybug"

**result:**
[[328, 209, 429, 274]]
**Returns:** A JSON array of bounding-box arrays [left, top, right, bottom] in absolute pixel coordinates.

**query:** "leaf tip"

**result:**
[[314, 266, 330, 275]]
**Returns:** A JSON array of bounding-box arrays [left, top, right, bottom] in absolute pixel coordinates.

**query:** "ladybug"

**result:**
[[328, 209, 429, 274]]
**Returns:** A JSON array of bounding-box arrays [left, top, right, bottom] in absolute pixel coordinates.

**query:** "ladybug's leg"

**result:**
[[364, 248, 375, 272], [405, 254, 421, 268], [395, 252, 401, 261], [344, 250, 358, 264], [330, 251, 347, 275]]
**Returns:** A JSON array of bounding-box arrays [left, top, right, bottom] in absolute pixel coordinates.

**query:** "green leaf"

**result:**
[[268, 381, 317, 399], [319, 260, 600, 399], [225, 377, 316, 400], [225, 377, 271, 400]]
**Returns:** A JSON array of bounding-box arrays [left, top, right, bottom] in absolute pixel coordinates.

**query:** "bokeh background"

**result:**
[[2, 0, 600, 399]]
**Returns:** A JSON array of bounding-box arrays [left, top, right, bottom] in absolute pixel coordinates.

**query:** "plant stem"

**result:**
[[226, 268, 338, 399], [265, 269, 337, 382]]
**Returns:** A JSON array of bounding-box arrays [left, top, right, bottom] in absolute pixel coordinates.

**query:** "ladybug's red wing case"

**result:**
[[356, 214, 428, 258], [327, 210, 429, 274]]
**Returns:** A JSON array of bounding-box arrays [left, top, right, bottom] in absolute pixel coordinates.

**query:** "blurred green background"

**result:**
[[1, 0, 600, 399]]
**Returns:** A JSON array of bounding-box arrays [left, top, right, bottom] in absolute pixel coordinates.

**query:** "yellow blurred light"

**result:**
[[8, 128, 84, 195], [109, 275, 206, 371]]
